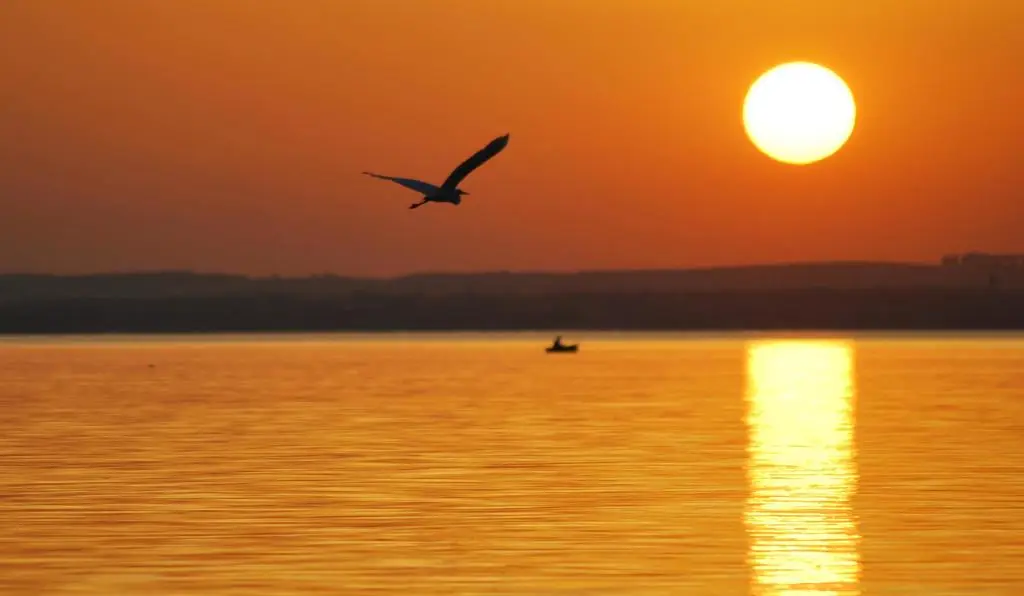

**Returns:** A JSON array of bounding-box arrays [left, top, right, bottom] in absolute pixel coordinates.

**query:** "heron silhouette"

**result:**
[[363, 133, 510, 209]]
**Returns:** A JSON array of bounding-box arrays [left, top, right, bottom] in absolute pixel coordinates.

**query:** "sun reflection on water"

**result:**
[[745, 341, 861, 595]]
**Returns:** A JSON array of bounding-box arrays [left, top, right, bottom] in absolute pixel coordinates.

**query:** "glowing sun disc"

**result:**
[[743, 62, 856, 165]]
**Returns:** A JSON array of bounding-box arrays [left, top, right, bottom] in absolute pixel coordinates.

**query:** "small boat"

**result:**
[[545, 335, 578, 353]]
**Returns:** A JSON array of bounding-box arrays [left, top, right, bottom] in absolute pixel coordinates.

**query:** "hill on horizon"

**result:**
[[0, 260, 1013, 301]]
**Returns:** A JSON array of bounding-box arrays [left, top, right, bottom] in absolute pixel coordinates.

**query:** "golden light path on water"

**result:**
[[745, 341, 861, 595]]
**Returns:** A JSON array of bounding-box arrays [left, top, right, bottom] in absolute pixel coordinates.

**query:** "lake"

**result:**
[[1, 332, 1022, 594]]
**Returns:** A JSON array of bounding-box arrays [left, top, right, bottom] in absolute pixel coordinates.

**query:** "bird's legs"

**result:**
[[409, 198, 428, 209]]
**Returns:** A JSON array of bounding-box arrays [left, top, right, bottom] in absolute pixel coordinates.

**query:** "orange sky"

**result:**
[[1, 1, 1022, 276]]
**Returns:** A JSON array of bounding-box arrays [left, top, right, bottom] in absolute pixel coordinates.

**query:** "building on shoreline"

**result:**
[[941, 253, 1024, 269]]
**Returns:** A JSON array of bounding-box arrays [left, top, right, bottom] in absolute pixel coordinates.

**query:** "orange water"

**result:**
[[1, 333, 1022, 594]]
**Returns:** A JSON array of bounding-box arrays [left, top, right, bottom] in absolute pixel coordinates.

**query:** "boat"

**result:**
[[545, 335, 578, 353]]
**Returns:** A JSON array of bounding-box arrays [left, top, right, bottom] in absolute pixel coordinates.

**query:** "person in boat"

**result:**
[[552, 335, 564, 349]]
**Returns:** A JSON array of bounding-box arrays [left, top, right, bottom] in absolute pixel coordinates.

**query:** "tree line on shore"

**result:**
[[1, 288, 1022, 333]]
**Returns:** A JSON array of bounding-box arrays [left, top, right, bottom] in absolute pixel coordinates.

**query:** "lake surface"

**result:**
[[1, 332, 1023, 594]]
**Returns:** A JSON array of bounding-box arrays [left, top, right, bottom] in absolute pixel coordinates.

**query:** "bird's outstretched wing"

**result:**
[[362, 172, 441, 195], [441, 134, 510, 190]]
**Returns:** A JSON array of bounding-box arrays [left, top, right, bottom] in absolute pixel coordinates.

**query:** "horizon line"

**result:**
[[0, 259, 955, 280]]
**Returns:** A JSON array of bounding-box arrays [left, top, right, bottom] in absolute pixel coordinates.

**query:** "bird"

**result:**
[[363, 133, 510, 209]]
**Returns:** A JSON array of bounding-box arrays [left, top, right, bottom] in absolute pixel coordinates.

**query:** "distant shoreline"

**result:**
[[2, 288, 1023, 334], [3, 262, 1022, 333]]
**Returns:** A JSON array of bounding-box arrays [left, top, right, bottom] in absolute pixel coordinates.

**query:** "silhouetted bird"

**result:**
[[363, 134, 510, 209]]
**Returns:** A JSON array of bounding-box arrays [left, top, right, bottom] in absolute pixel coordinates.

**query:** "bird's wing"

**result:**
[[440, 133, 510, 190], [362, 172, 440, 195]]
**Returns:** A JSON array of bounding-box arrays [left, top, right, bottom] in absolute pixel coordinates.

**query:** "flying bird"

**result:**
[[363, 133, 510, 209]]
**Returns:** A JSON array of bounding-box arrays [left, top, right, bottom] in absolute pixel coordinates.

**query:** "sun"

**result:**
[[743, 62, 856, 165]]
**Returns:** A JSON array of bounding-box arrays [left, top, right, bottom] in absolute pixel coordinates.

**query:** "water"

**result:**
[[1, 333, 1022, 594]]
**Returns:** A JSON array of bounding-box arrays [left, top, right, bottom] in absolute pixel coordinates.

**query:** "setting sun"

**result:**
[[743, 62, 857, 165]]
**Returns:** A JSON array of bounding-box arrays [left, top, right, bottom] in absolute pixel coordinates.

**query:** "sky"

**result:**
[[1, 1, 1022, 276]]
